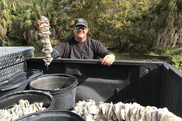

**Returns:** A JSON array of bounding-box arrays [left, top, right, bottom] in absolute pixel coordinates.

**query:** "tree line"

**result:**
[[0, 0, 182, 53]]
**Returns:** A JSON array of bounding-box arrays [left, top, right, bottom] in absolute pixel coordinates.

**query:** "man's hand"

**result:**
[[100, 54, 115, 66]]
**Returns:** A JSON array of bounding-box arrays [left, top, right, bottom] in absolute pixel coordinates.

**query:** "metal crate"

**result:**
[[0, 47, 34, 69], [0, 62, 26, 82], [0, 47, 34, 82]]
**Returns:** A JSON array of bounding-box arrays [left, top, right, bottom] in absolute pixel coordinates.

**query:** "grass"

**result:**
[[113, 51, 172, 63], [112, 45, 182, 71]]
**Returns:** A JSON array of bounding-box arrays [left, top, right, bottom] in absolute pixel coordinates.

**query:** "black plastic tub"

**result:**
[[14, 110, 85, 121], [0, 69, 43, 97], [0, 90, 55, 110], [29, 74, 78, 110]]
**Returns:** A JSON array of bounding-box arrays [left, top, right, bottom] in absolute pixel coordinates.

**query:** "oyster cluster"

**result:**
[[72, 99, 182, 121], [38, 16, 53, 67], [0, 99, 46, 121]]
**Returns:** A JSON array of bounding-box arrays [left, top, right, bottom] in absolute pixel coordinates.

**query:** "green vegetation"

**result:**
[[0, 0, 182, 70], [114, 45, 182, 71]]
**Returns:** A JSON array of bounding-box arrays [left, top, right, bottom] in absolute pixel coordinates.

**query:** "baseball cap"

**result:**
[[74, 18, 88, 27]]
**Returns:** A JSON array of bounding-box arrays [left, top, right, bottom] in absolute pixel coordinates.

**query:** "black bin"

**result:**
[[29, 74, 78, 110], [0, 90, 55, 110], [14, 110, 85, 121], [0, 69, 43, 97]]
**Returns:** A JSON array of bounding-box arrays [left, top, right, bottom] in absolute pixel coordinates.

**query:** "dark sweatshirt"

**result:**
[[51, 37, 113, 59]]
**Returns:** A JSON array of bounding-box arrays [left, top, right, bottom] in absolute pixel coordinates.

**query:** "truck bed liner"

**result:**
[[26, 58, 182, 117]]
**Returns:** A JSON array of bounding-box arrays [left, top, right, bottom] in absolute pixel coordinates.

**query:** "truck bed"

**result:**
[[26, 58, 182, 117]]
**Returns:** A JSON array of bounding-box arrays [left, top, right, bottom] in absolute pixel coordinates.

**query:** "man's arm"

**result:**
[[51, 48, 61, 59], [92, 39, 115, 66]]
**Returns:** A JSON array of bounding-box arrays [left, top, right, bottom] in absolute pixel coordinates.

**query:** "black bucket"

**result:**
[[0, 90, 55, 110], [14, 110, 85, 121], [0, 69, 43, 97], [29, 74, 78, 110]]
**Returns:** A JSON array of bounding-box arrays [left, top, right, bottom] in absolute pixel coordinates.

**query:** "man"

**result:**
[[38, 18, 115, 66]]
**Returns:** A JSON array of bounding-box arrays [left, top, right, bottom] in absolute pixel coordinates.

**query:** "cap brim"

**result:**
[[75, 23, 88, 27]]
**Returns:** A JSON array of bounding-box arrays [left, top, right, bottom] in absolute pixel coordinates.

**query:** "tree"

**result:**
[[0, 0, 13, 46], [48, 0, 68, 41], [63, 0, 150, 52], [152, 0, 182, 48], [14, 0, 53, 45]]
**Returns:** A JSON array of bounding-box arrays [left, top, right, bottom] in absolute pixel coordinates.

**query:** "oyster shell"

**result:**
[[39, 16, 53, 67], [0, 99, 46, 121]]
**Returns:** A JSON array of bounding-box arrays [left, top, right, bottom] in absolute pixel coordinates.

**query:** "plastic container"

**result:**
[[29, 74, 78, 110], [14, 110, 85, 121], [0, 90, 55, 110], [0, 69, 43, 97]]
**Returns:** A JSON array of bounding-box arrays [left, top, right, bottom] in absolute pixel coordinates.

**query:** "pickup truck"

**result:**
[[26, 58, 182, 118], [0, 47, 182, 120]]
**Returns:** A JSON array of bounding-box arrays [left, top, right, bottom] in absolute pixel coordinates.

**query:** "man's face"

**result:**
[[73, 25, 88, 41]]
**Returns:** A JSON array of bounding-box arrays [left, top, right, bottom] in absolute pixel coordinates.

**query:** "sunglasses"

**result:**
[[76, 26, 87, 30]]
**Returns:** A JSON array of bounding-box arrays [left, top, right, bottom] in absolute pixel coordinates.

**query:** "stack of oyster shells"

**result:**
[[72, 99, 182, 121], [0, 99, 46, 121], [38, 16, 53, 67]]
